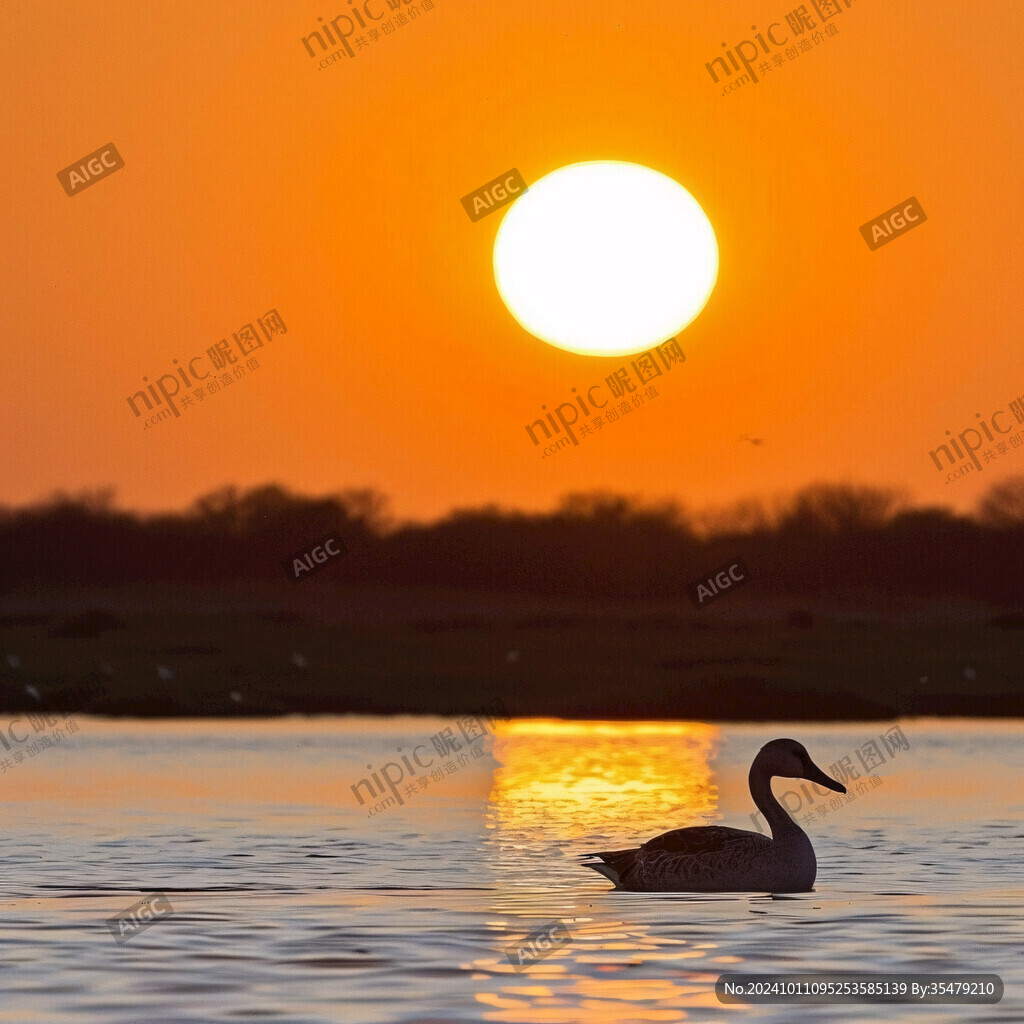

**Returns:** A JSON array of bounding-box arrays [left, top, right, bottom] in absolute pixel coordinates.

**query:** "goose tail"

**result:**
[[581, 848, 638, 888]]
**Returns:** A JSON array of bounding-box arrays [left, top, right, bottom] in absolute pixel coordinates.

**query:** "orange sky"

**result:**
[[2, 1, 1022, 522]]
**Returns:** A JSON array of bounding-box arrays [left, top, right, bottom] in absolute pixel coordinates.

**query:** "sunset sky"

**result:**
[[2, 0, 1022, 523]]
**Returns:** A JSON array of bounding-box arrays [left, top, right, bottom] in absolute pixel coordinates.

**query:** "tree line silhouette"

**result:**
[[1, 478, 1023, 606]]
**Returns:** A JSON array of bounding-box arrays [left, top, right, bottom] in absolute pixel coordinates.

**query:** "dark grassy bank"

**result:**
[[1, 586, 1021, 719]]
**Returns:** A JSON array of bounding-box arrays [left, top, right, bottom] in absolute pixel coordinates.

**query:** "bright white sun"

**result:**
[[493, 161, 718, 358]]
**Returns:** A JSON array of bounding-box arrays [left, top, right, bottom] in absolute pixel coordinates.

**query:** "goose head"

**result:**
[[755, 738, 847, 794]]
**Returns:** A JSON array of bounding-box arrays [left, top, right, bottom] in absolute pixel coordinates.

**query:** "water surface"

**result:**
[[1, 716, 1021, 1023]]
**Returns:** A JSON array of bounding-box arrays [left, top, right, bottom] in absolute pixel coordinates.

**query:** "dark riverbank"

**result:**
[[1, 585, 1021, 720]]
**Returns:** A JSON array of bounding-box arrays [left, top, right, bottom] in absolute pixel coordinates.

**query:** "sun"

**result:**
[[493, 161, 718, 358]]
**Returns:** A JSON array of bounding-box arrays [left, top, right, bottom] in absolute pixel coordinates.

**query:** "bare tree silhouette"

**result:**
[[977, 475, 1024, 528]]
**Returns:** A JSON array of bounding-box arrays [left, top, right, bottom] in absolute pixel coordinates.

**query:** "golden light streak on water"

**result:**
[[487, 719, 722, 841]]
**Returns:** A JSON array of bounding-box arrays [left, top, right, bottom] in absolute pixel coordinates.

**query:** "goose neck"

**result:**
[[749, 764, 801, 838]]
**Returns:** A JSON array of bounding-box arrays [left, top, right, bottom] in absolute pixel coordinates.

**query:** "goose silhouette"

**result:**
[[583, 739, 846, 893]]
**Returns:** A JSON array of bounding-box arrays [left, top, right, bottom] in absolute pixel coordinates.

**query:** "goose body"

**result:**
[[583, 738, 845, 893]]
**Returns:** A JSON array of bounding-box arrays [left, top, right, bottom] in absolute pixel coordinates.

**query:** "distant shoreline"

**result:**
[[1, 585, 1021, 721]]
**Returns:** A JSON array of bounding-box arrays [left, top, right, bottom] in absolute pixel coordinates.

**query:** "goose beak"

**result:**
[[804, 761, 847, 794]]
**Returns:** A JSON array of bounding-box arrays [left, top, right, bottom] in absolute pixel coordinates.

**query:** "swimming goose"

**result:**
[[583, 738, 846, 893]]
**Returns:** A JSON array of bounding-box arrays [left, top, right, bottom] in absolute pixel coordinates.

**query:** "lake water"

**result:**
[[1, 716, 1021, 1023]]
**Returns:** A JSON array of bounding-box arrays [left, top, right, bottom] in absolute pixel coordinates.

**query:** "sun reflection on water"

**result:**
[[487, 719, 722, 842], [472, 720, 727, 1022]]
